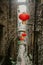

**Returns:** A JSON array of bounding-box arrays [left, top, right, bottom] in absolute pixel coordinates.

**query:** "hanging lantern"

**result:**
[[19, 13, 30, 24], [19, 36, 24, 41], [19, 13, 30, 21], [22, 33, 27, 37]]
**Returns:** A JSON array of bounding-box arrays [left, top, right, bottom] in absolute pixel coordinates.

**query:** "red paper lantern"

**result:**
[[22, 33, 27, 37], [19, 13, 30, 21]]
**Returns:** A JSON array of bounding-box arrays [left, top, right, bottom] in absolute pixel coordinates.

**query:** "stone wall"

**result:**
[[0, 0, 17, 59]]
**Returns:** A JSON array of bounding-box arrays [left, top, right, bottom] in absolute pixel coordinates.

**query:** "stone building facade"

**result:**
[[0, 0, 17, 59]]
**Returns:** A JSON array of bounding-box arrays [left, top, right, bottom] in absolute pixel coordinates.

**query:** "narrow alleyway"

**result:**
[[0, 0, 43, 65]]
